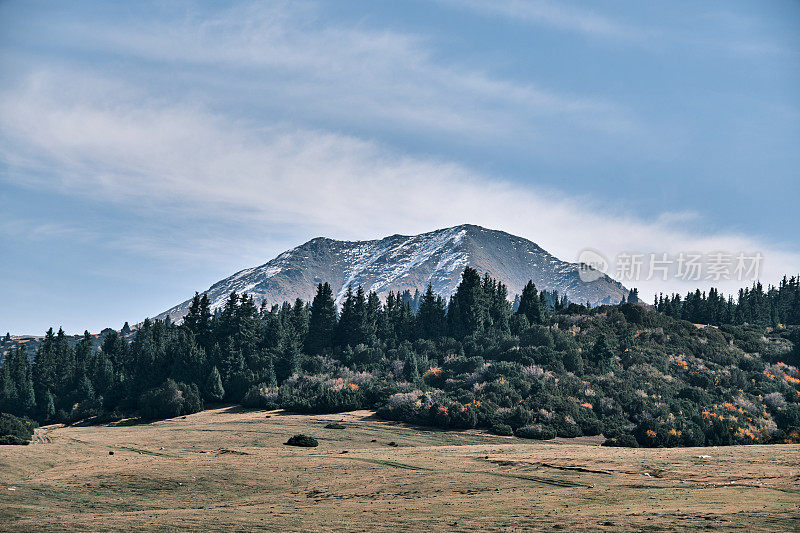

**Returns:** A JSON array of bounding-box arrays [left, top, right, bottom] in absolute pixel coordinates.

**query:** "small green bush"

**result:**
[[490, 423, 513, 436], [0, 413, 35, 445], [515, 424, 556, 440], [242, 384, 280, 409], [325, 423, 346, 429], [603, 434, 639, 447], [285, 434, 318, 447], [0, 434, 29, 445]]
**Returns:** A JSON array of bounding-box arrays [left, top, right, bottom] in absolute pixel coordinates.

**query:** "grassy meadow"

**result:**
[[1, 407, 799, 531]]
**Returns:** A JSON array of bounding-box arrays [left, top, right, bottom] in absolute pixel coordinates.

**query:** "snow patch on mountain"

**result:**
[[156, 224, 627, 321]]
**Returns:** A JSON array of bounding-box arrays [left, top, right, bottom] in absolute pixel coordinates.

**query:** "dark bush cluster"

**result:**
[[0, 413, 35, 445], [285, 434, 318, 447], [515, 424, 556, 440], [138, 380, 203, 421]]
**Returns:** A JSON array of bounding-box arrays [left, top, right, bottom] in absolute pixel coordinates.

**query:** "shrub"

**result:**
[[279, 376, 364, 413], [764, 392, 787, 412], [618, 303, 651, 326], [563, 350, 584, 374], [0, 434, 30, 445], [554, 421, 583, 438], [578, 417, 603, 436], [139, 380, 203, 421], [0, 413, 35, 445], [678, 386, 710, 405], [429, 402, 478, 429], [515, 424, 556, 440], [603, 434, 639, 447], [180, 383, 203, 414], [65, 399, 104, 425], [490, 423, 513, 436], [285, 434, 318, 447], [242, 384, 280, 409], [520, 326, 554, 349], [325, 423, 346, 429], [774, 405, 800, 430]]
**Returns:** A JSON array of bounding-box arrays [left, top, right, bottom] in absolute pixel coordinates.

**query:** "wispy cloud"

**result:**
[[0, 215, 95, 243], [0, 0, 797, 323], [437, 0, 648, 41], [1, 69, 797, 302], [444, 0, 792, 59], [47, 1, 638, 142]]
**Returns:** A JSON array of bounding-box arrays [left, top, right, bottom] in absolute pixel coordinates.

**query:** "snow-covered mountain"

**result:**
[[157, 224, 627, 320]]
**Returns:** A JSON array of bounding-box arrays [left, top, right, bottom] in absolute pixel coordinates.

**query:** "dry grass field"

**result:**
[[1, 407, 799, 532]]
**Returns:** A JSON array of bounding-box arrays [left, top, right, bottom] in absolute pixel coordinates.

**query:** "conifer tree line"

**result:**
[[0, 268, 554, 423], [1, 267, 799, 448], [655, 276, 800, 326]]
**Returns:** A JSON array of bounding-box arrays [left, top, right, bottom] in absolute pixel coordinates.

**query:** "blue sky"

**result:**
[[1, 0, 799, 334]]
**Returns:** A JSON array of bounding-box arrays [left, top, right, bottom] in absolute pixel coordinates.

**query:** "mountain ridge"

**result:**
[[157, 224, 627, 320]]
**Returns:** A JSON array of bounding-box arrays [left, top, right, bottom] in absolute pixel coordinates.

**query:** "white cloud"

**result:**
[[0, 0, 797, 318], [444, 0, 791, 60], [437, 0, 647, 41], [50, 0, 637, 141], [1, 71, 797, 303]]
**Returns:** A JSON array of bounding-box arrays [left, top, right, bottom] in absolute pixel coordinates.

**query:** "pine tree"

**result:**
[[627, 288, 639, 304], [290, 298, 309, 346], [41, 389, 56, 422], [336, 286, 356, 347], [20, 371, 36, 416], [205, 366, 225, 402], [101, 330, 126, 369], [306, 282, 337, 354], [447, 267, 486, 338], [74, 331, 93, 380], [33, 328, 57, 404], [416, 284, 446, 339], [590, 334, 614, 372], [76, 373, 95, 404], [487, 280, 511, 335], [352, 286, 368, 345], [337, 286, 371, 347], [365, 291, 380, 345], [404, 350, 420, 382], [517, 280, 544, 325], [193, 294, 213, 350], [183, 293, 203, 336], [4, 346, 36, 416], [0, 352, 15, 413], [264, 356, 278, 388]]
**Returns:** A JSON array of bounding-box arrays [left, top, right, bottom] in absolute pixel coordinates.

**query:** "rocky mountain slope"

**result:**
[[157, 224, 626, 320]]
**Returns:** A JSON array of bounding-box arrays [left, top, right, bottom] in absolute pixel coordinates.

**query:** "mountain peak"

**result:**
[[157, 225, 626, 320]]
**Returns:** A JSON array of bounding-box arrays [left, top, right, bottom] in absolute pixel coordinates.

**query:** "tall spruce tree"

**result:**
[[627, 288, 639, 304], [517, 280, 544, 325], [205, 366, 225, 402], [306, 282, 337, 354], [447, 267, 486, 339], [416, 284, 446, 339], [590, 334, 615, 372]]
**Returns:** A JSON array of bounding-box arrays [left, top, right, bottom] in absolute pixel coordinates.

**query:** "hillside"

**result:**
[[4, 265, 799, 449], [157, 225, 627, 321]]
